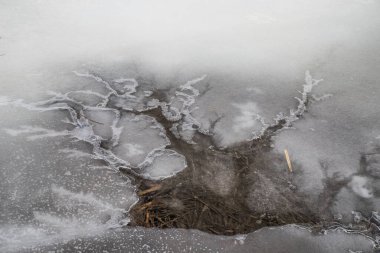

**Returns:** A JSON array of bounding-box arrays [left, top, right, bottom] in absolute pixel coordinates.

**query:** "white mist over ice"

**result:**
[[1, 0, 380, 251]]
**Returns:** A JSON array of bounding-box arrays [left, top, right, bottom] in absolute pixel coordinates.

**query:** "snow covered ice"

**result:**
[[1, 0, 380, 252]]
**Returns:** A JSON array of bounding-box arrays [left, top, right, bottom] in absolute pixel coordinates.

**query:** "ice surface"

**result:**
[[67, 90, 106, 106], [216, 102, 265, 147], [273, 37, 380, 219], [15, 226, 376, 253], [139, 149, 187, 180], [1, 0, 380, 252], [111, 78, 138, 96], [159, 75, 208, 143], [349, 175, 374, 199], [82, 108, 119, 141], [0, 109, 137, 252], [112, 114, 170, 167]]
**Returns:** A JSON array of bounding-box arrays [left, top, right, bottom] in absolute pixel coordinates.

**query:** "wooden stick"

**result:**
[[138, 184, 162, 196], [145, 211, 150, 226], [284, 149, 293, 173], [138, 201, 153, 211]]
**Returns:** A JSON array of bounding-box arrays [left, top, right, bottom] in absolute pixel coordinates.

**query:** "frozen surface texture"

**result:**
[[17, 226, 376, 253], [1, 0, 380, 252]]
